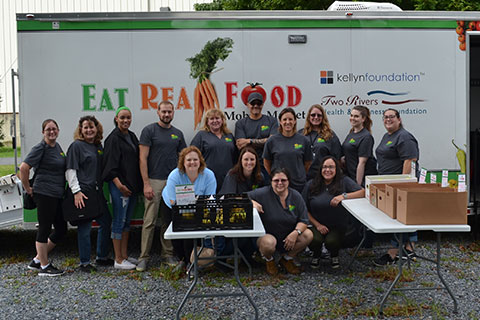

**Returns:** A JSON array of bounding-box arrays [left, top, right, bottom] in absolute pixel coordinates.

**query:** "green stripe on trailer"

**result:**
[[17, 19, 457, 31]]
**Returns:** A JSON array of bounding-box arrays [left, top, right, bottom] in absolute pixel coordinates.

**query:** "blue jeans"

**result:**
[[77, 207, 112, 265], [391, 232, 418, 247], [109, 182, 137, 240]]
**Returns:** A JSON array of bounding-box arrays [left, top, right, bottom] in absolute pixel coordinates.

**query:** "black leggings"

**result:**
[[33, 193, 67, 244]]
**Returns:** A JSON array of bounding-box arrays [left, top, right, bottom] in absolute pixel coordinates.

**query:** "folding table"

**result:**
[[164, 209, 265, 320], [342, 198, 470, 315]]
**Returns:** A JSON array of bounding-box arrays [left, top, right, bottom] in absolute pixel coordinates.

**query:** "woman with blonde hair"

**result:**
[[299, 104, 342, 180], [191, 109, 237, 192]]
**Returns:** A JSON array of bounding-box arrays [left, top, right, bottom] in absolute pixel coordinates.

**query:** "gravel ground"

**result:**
[[1, 227, 480, 319]]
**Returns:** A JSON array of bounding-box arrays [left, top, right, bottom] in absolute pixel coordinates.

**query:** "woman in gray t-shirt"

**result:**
[[19, 119, 67, 276]]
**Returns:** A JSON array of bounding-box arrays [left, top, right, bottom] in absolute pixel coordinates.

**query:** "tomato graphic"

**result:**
[[241, 82, 267, 105], [469, 21, 476, 30], [457, 20, 465, 27], [476, 21, 480, 31], [456, 26, 464, 35]]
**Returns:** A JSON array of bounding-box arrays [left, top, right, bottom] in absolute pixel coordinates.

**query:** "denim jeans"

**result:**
[[77, 207, 112, 265], [109, 182, 137, 240]]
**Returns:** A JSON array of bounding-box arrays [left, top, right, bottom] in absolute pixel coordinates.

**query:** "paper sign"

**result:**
[[441, 170, 449, 187], [410, 161, 416, 179], [458, 174, 466, 192], [175, 184, 195, 205], [419, 168, 427, 184], [430, 173, 437, 184]]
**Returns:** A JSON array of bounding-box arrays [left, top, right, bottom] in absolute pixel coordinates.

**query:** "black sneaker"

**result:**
[[27, 260, 41, 270], [397, 248, 417, 262], [95, 258, 114, 266], [38, 264, 64, 277], [310, 257, 320, 269], [331, 257, 340, 269], [80, 264, 97, 273], [373, 253, 398, 266]]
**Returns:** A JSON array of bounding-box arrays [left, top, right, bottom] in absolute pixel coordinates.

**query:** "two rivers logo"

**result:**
[[367, 90, 425, 105]]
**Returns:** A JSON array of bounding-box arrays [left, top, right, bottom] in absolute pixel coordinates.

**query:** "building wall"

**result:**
[[0, 0, 212, 144]]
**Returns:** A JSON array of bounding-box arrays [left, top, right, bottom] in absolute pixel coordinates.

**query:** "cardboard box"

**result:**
[[384, 183, 448, 219], [396, 189, 467, 225], [370, 184, 387, 213], [365, 175, 417, 201]]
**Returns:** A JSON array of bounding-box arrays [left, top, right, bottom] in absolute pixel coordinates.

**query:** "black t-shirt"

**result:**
[[24, 140, 66, 198], [302, 177, 361, 229], [66, 140, 103, 192], [342, 128, 377, 184], [219, 171, 265, 195], [376, 127, 419, 175]]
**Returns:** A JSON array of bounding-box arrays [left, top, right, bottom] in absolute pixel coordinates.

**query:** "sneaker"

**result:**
[[279, 257, 301, 275], [136, 259, 147, 272], [162, 256, 179, 267], [95, 258, 114, 266], [310, 257, 320, 269], [38, 264, 64, 277], [396, 248, 417, 262], [373, 253, 398, 266], [265, 259, 279, 276], [320, 243, 331, 260], [28, 259, 41, 271], [114, 259, 136, 270], [79, 264, 97, 273], [127, 257, 138, 265], [331, 257, 340, 269]]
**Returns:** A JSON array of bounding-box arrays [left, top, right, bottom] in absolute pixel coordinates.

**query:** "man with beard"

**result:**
[[136, 100, 186, 271], [235, 92, 278, 180]]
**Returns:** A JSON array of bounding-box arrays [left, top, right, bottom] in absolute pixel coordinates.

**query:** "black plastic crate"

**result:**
[[172, 194, 253, 231]]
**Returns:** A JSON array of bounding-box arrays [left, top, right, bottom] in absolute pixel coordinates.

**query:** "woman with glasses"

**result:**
[[249, 168, 313, 276], [19, 119, 67, 276], [263, 107, 313, 192], [302, 156, 364, 269], [373, 108, 420, 266], [300, 104, 342, 180], [341, 105, 378, 186]]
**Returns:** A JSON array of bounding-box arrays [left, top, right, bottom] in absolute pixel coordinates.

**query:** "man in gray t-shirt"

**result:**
[[235, 91, 278, 178], [137, 101, 186, 271]]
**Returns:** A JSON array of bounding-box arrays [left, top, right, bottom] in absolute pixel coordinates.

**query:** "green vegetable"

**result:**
[[186, 37, 234, 81]]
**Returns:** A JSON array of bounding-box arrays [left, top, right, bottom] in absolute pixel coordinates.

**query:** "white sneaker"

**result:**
[[114, 259, 136, 270]]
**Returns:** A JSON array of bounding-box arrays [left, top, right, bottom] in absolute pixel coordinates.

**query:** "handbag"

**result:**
[[22, 144, 47, 210], [62, 187, 105, 226]]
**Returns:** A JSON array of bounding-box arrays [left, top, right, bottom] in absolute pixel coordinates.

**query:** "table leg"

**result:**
[[434, 233, 458, 313], [176, 239, 199, 320], [347, 225, 366, 269], [233, 238, 259, 320], [379, 233, 404, 315]]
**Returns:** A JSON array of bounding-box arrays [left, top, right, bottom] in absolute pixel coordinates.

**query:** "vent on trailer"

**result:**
[[327, 1, 402, 11]]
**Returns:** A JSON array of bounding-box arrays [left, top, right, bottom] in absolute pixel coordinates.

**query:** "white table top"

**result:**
[[342, 198, 471, 233], [164, 208, 266, 239]]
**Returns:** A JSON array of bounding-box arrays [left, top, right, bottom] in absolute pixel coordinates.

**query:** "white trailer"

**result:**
[[14, 11, 480, 226]]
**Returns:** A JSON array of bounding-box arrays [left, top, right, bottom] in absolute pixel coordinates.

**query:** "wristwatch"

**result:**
[[296, 229, 302, 235], [342, 192, 348, 199]]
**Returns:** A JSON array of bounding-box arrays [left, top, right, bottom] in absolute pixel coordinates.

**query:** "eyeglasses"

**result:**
[[322, 165, 336, 170], [272, 179, 288, 183], [250, 100, 263, 107], [310, 113, 323, 118], [383, 115, 397, 120]]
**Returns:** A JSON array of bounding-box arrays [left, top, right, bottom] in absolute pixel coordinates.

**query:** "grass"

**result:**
[[0, 165, 15, 176], [0, 146, 20, 158]]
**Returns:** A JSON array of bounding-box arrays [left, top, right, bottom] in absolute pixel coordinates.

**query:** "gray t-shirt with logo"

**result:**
[[341, 128, 378, 184], [24, 140, 66, 199], [234, 115, 278, 160], [376, 127, 419, 175], [263, 133, 313, 191], [139, 123, 186, 180]]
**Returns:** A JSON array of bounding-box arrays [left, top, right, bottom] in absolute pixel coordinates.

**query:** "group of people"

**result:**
[[19, 89, 419, 277]]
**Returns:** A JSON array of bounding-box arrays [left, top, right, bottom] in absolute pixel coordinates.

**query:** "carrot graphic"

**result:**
[[186, 37, 234, 127]]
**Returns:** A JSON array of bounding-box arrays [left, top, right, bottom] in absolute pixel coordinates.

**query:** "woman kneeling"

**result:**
[[249, 168, 313, 275]]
